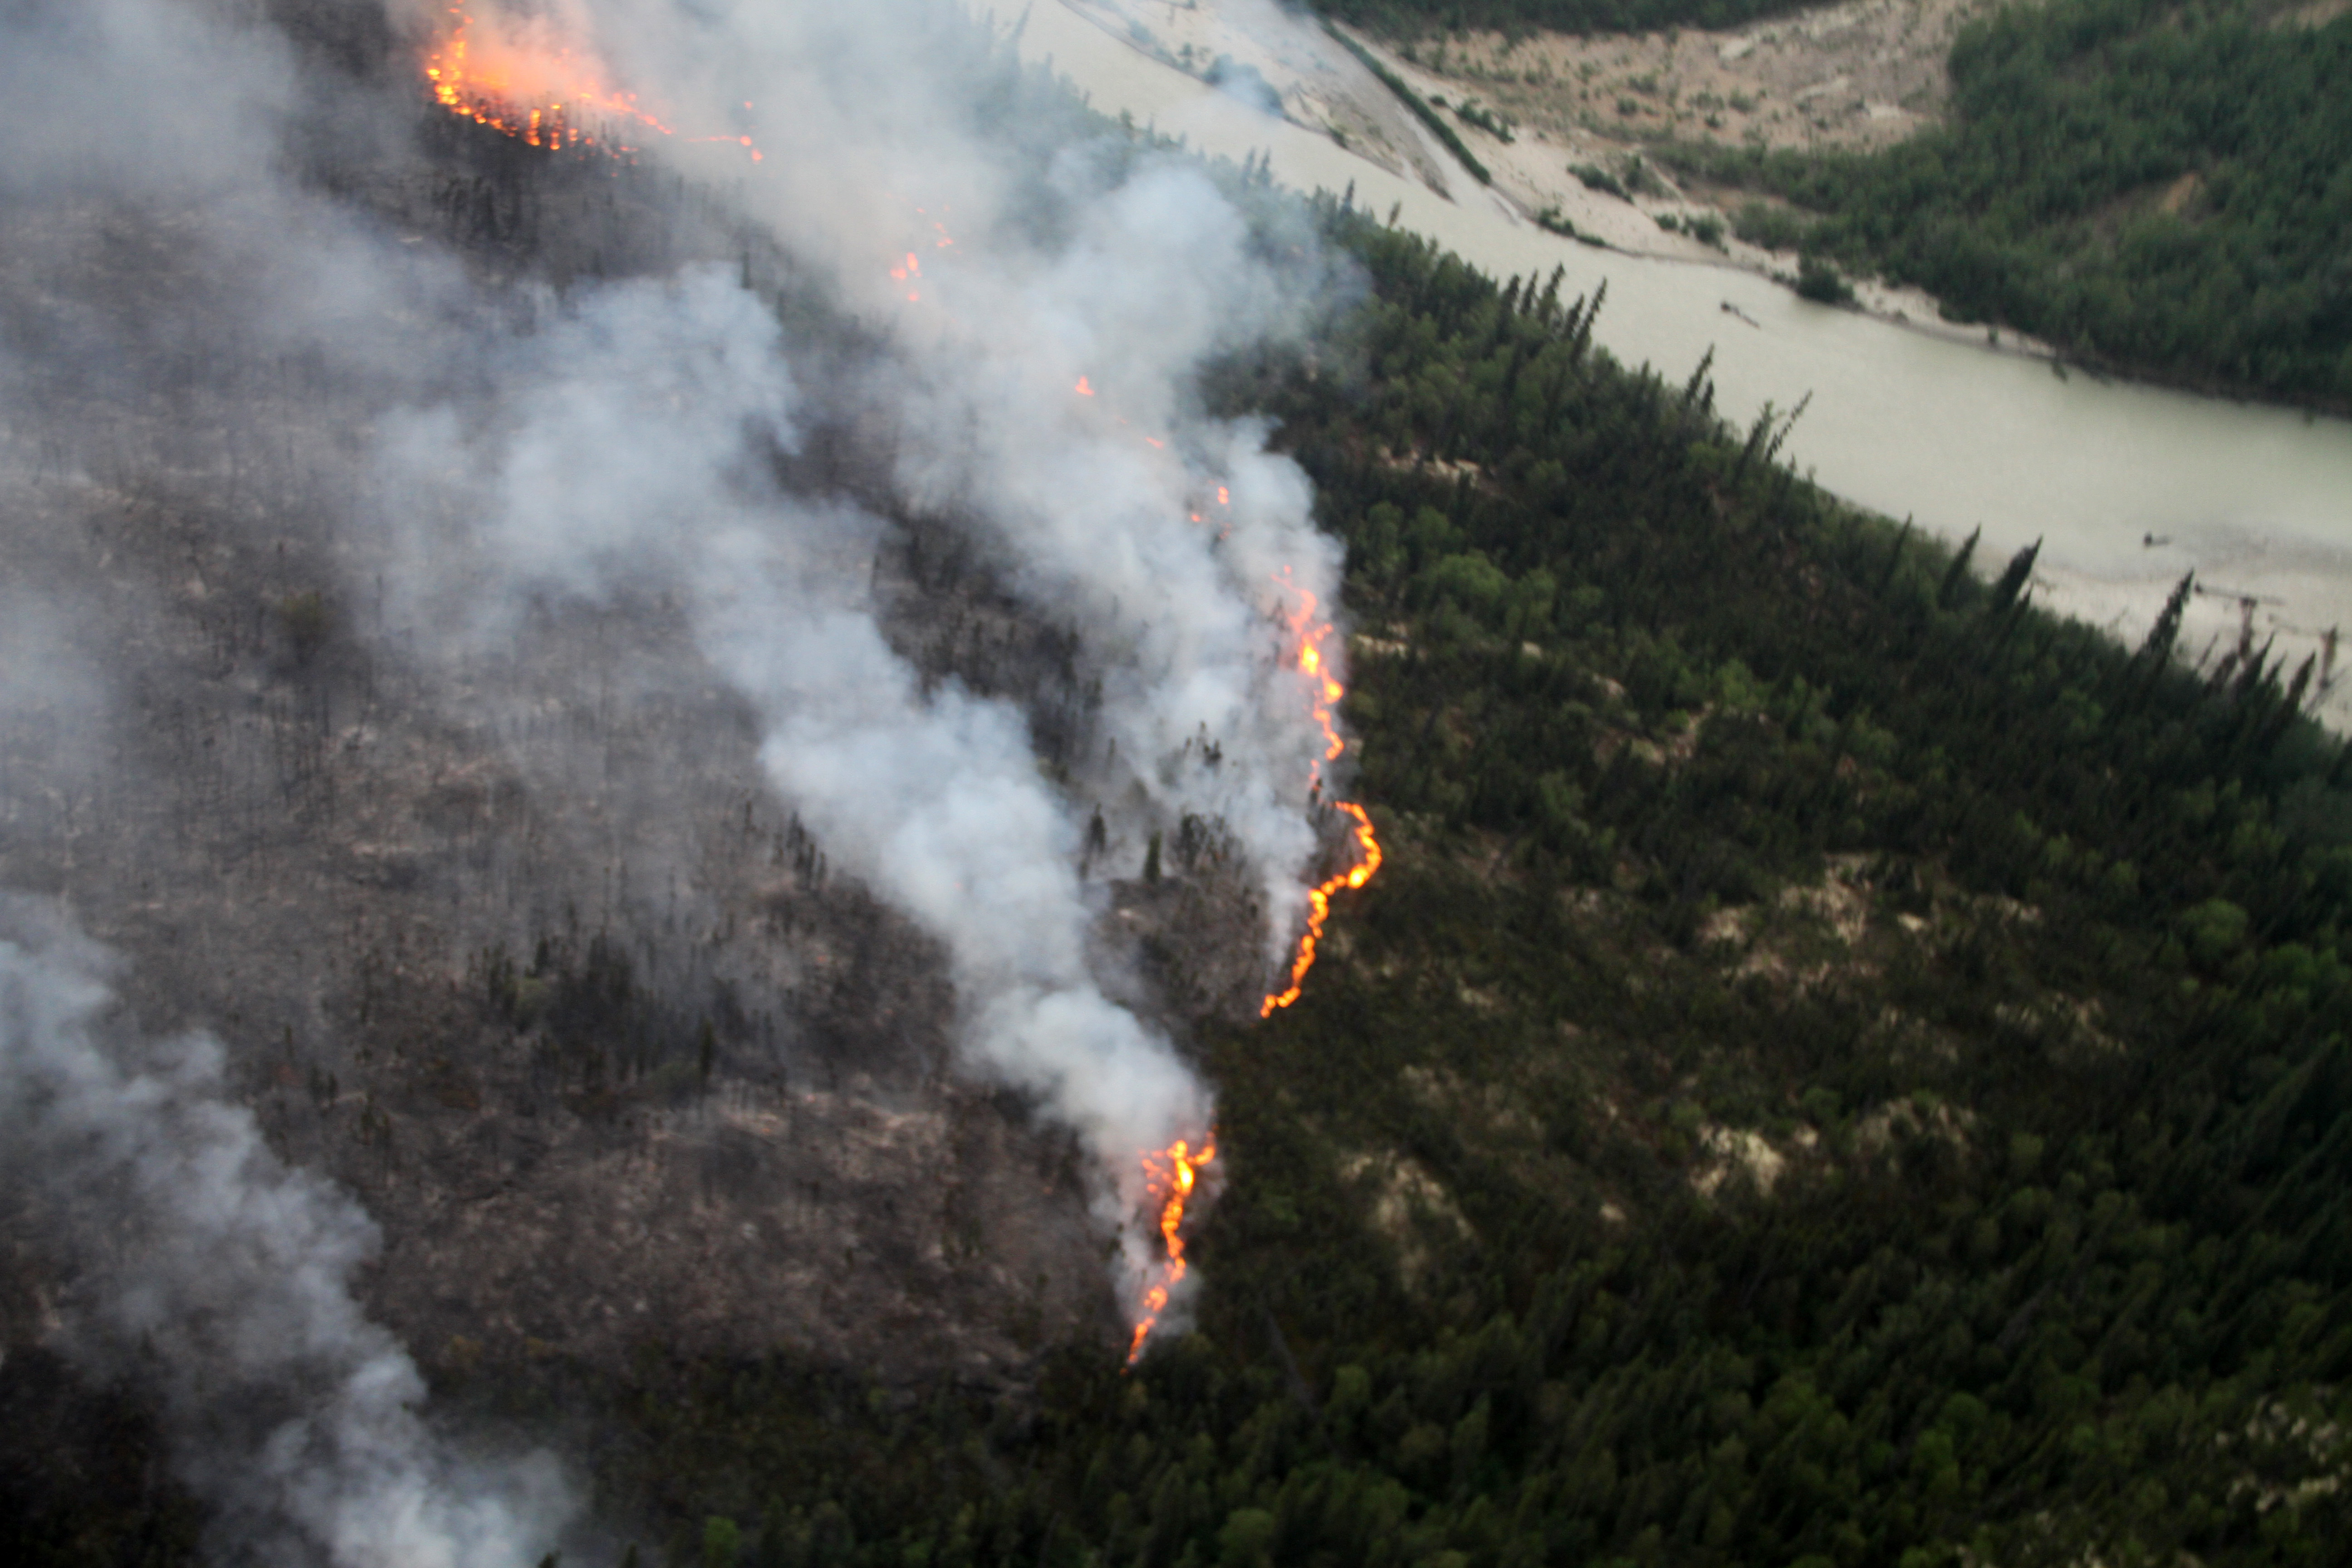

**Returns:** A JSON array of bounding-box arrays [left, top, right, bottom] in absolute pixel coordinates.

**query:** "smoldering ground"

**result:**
[[0, 896, 575, 1567], [0, 0, 1362, 1558]]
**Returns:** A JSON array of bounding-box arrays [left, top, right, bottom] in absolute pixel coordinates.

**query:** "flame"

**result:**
[[421, 6, 759, 160], [890, 251, 923, 303], [1260, 578, 1382, 1017], [1126, 1135, 1216, 1363], [1259, 802, 1381, 1014], [887, 204, 961, 304], [1125, 576, 1377, 1362], [1034, 385, 1369, 1012]]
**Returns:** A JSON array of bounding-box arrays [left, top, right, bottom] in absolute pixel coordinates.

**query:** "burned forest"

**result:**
[[2, 12, 1156, 1382], [1, 1, 1381, 1558], [11, 4, 2352, 1568]]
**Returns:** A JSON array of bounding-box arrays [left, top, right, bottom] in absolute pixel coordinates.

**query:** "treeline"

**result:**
[[1315, 0, 1814, 39], [1668, 0, 2352, 407], [15, 52, 2352, 1562], [1324, 21, 1494, 183], [551, 193, 2352, 1566]]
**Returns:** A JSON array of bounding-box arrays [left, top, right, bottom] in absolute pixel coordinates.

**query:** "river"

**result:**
[[1010, 0, 2352, 723]]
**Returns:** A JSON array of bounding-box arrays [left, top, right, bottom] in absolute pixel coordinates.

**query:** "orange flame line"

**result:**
[[421, 7, 758, 161], [1259, 802, 1380, 1016], [1260, 576, 1382, 1017], [1126, 1135, 1216, 1363]]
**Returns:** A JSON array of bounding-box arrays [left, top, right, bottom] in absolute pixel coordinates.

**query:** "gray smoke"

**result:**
[[0, 2, 576, 1561], [0, 896, 573, 1567], [0, 10, 1357, 1547], [524, 0, 1361, 951], [362, 0, 1358, 1316], [874, 165, 1350, 957], [370, 264, 1220, 1292]]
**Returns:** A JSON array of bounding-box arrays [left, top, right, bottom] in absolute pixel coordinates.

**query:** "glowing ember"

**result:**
[[421, 5, 759, 160], [1259, 801, 1381, 1014], [1075, 376, 1096, 397], [1260, 577, 1382, 1016], [1126, 1135, 1216, 1363], [890, 252, 922, 302]]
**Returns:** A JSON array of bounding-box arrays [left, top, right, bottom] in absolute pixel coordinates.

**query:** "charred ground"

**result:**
[[0, 1, 1282, 1467], [10, 5, 2352, 1568]]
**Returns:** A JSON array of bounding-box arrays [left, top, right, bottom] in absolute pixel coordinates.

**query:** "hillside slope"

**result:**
[[7, 5, 2352, 1565]]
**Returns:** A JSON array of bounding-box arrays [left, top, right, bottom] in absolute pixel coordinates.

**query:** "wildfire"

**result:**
[[1125, 576, 1378, 1359], [887, 205, 963, 306], [1126, 1135, 1216, 1364], [420, 6, 760, 160], [890, 252, 922, 303], [1260, 578, 1382, 1017]]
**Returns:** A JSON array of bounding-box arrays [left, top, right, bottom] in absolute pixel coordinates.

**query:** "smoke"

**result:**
[[873, 166, 1348, 954], [358, 0, 1361, 1324], [2, 12, 1356, 1544], [0, 4, 564, 1560], [0, 895, 573, 1566], [524, 0, 1363, 950], [0, 0, 293, 202], [371, 264, 1217, 1285]]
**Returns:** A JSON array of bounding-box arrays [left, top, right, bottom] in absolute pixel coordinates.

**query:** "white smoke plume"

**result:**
[[2, 19, 1356, 1522], [371, 265, 1219, 1299], [502, 0, 1362, 953], [0, 4, 564, 1560], [875, 167, 1350, 957], [0, 895, 573, 1567], [358, 0, 1364, 1330]]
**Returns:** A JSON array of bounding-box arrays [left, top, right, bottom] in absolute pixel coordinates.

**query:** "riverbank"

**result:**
[[1014, 0, 2352, 727], [1325, 16, 2087, 368], [1056, 0, 2070, 367]]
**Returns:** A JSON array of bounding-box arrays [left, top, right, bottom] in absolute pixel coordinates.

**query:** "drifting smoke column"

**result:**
[[696, 533, 1217, 1293], [877, 158, 1355, 971], [379, 0, 1373, 1348], [700, 567, 1212, 1159], [421, 0, 1367, 966], [377, 269, 1217, 1337], [0, 898, 572, 1568], [0, 3, 581, 1555]]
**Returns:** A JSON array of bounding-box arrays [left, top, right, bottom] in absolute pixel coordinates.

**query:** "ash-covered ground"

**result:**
[[0, 0, 1290, 1408]]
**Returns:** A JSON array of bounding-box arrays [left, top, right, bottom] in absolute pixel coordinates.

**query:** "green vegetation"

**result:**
[[1445, 95, 1517, 142], [1656, 211, 1728, 248], [1530, 205, 1605, 245], [1569, 162, 1627, 200], [275, 588, 334, 668], [1324, 22, 1493, 184], [1668, 0, 2352, 406], [537, 193, 2352, 1566], [21, 56, 2352, 1561], [1729, 198, 1806, 253], [1793, 253, 1854, 304]]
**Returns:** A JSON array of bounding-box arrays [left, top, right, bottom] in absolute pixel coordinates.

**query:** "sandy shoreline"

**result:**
[[1029, 0, 2352, 728], [1054, 0, 2068, 366]]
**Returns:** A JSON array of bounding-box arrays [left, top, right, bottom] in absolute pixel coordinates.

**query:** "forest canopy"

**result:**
[[12, 23, 2352, 1568], [1666, 0, 2352, 405], [355, 185, 2352, 1568]]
